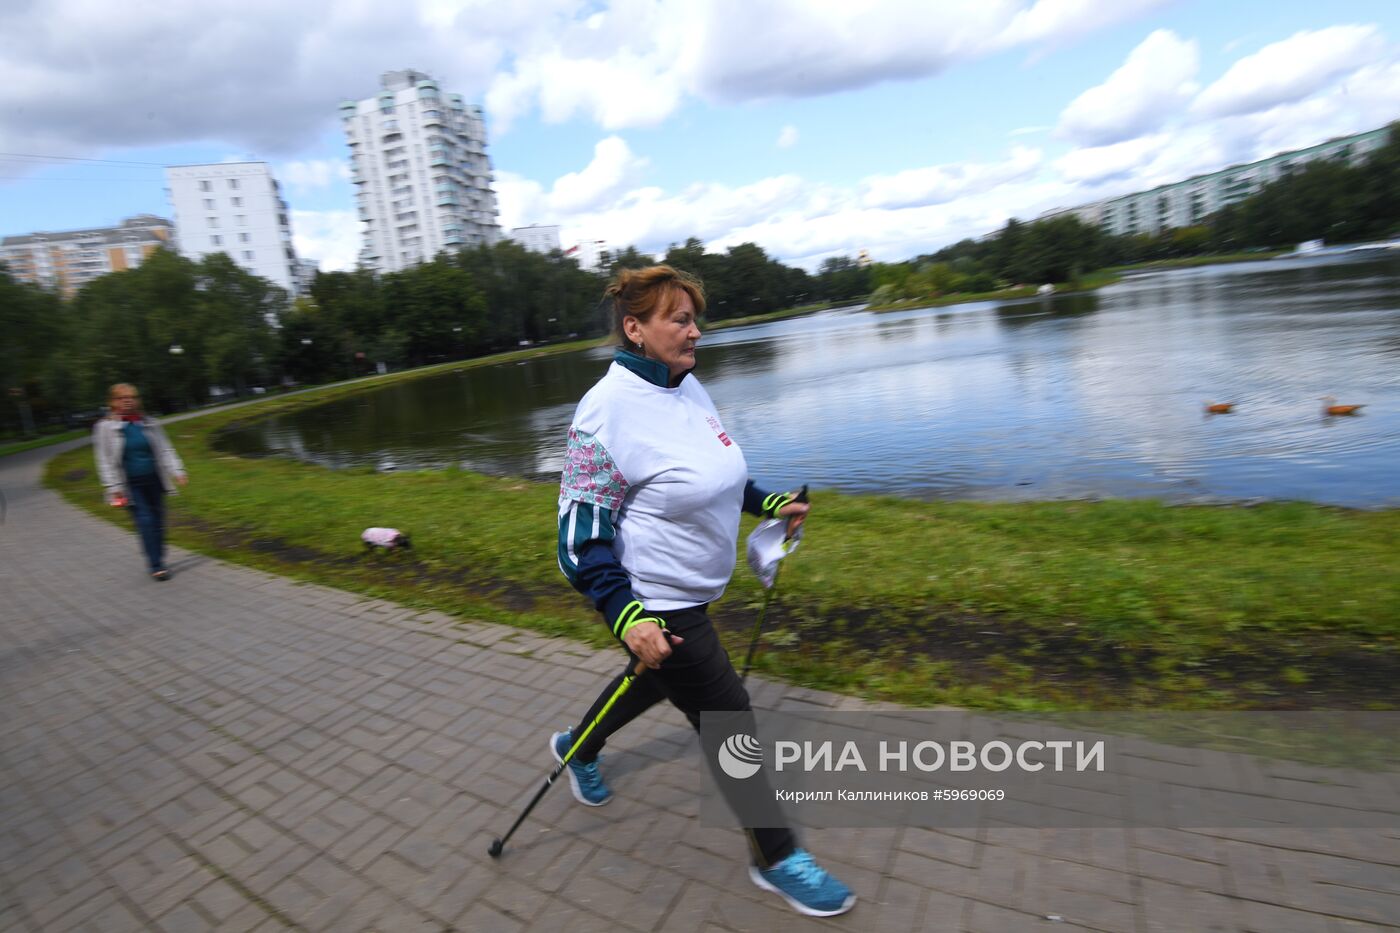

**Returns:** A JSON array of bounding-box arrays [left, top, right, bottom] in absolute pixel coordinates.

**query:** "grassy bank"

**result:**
[[1106, 250, 1291, 273], [706, 302, 835, 330], [866, 250, 1296, 315], [0, 428, 88, 459], [47, 349, 1400, 712]]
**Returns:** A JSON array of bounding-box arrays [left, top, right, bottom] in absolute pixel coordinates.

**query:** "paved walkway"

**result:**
[[1, 441, 1397, 932]]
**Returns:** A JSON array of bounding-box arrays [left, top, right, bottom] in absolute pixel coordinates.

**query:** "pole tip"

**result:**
[[488, 839, 505, 858]]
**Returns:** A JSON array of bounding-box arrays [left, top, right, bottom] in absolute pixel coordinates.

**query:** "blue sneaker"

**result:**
[[750, 849, 855, 917], [551, 730, 612, 806]]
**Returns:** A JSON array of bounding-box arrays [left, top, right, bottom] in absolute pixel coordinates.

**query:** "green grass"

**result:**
[[1104, 250, 1292, 273], [868, 285, 1040, 313], [706, 302, 835, 330], [866, 251, 1298, 315], [0, 428, 88, 458], [45, 349, 1400, 711]]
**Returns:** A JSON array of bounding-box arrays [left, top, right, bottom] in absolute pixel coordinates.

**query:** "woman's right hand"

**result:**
[[623, 620, 683, 669]]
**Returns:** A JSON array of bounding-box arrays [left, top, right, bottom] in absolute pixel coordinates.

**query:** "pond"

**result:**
[[219, 252, 1400, 508]]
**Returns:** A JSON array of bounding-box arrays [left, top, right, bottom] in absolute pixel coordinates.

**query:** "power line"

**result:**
[[0, 151, 169, 167], [0, 175, 165, 182]]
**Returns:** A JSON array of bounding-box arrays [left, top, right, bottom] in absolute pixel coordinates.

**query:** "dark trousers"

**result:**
[[570, 604, 797, 868], [126, 474, 166, 573]]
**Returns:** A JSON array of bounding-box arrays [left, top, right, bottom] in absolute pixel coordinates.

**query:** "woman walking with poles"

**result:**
[[93, 383, 187, 580], [551, 265, 855, 917]]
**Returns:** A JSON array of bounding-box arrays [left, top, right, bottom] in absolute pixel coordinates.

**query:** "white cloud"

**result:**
[[548, 136, 649, 213], [995, 0, 1173, 50], [1054, 135, 1168, 185], [1192, 25, 1387, 119], [495, 136, 649, 228], [487, 48, 686, 133], [291, 209, 360, 272], [277, 159, 351, 193], [1057, 30, 1199, 146], [861, 146, 1042, 209], [0, 0, 521, 155], [495, 138, 1073, 271], [777, 125, 800, 148], [486, 0, 1174, 130]]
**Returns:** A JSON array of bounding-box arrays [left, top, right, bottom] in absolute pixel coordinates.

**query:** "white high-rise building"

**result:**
[[341, 69, 500, 273], [510, 224, 561, 254], [165, 162, 301, 294]]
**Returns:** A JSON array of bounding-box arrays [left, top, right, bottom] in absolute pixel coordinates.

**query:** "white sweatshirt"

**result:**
[[559, 356, 749, 610]]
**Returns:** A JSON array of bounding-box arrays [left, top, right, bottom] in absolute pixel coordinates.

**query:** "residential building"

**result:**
[[341, 69, 500, 273], [0, 215, 172, 296], [566, 238, 608, 271], [510, 224, 561, 254], [296, 259, 319, 296], [165, 162, 301, 294], [1040, 125, 1392, 237]]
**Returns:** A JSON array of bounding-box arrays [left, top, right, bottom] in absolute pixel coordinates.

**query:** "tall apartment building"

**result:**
[[1041, 125, 1392, 237], [341, 69, 500, 273], [1, 215, 173, 296], [510, 224, 561, 254], [165, 162, 301, 294]]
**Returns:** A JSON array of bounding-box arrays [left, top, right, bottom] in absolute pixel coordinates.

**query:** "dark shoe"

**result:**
[[152, 569, 170, 581]]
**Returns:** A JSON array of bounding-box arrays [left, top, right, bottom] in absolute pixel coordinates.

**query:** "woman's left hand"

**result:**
[[176, 473, 188, 486], [776, 499, 810, 539]]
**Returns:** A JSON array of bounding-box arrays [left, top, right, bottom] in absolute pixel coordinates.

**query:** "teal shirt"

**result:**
[[122, 421, 158, 479]]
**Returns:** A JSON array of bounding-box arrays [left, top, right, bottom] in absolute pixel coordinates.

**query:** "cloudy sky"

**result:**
[[2, 0, 1398, 272]]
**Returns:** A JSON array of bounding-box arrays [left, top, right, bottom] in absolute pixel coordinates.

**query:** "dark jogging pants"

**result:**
[[568, 604, 797, 869], [126, 474, 166, 573]]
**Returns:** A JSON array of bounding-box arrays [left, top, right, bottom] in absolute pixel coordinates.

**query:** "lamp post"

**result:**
[[8, 386, 35, 437], [168, 344, 186, 411]]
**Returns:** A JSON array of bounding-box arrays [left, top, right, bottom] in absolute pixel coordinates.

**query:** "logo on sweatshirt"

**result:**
[[706, 416, 732, 447]]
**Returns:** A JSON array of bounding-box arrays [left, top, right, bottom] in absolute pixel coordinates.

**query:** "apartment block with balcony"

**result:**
[[0, 215, 173, 297], [165, 162, 302, 295], [509, 224, 562, 254], [1040, 125, 1393, 238], [341, 69, 501, 273]]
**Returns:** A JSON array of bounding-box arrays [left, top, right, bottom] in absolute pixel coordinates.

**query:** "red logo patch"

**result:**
[[707, 416, 733, 447]]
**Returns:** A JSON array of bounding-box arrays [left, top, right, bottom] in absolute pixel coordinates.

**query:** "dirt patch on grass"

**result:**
[[166, 511, 1398, 710], [708, 599, 1399, 710]]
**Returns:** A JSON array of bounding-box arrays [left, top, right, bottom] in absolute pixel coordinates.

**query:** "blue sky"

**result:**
[[2, 0, 1397, 271]]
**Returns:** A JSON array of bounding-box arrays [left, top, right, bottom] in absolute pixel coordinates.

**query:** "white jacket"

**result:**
[[93, 416, 187, 502]]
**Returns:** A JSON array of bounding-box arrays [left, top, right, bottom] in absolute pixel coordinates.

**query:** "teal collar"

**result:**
[[614, 348, 690, 388]]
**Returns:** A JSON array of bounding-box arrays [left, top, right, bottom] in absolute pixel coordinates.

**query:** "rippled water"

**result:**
[[220, 253, 1400, 507]]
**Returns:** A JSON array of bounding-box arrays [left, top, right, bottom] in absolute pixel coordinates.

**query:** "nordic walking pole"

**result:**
[[739, 567, 779, 685], [740, 485, 807, 685], [488, 656, 648, 857]]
